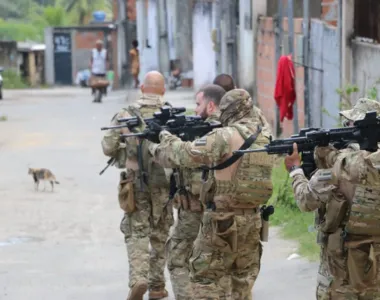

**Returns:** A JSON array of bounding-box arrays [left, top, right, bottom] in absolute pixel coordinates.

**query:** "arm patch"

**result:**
[[194, 136, 207, 146]]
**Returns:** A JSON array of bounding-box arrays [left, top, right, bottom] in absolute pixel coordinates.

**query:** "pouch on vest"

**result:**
[[326, 228, 347, 279], [346, 240, 377, 292], [345, 185, 380, 236], [118, 171, 136, 213], [210, 212, 237, 253], [319, 193, 348, 234]]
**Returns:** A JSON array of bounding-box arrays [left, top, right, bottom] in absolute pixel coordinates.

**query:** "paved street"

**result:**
[[0, 87, 317, 300]]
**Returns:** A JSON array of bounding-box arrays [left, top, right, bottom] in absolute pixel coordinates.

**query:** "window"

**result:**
[[354, 0, 380, 43]]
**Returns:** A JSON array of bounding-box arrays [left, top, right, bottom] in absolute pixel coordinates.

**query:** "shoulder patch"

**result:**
[[317, 170, 332, 181], [194, 136, 207, 146]]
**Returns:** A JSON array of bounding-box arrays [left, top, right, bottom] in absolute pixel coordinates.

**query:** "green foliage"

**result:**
[[270, 160, 298, 210], [0, 115, 8, 121], [270, 205, 320, 261], [59, 0, 112, 25], [2, 70, 28, 89], [0, 0, 112, 42], [0, 19, 41, 41]]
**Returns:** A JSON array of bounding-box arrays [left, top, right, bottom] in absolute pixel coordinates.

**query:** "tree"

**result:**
[[59, 0, 111, 25]]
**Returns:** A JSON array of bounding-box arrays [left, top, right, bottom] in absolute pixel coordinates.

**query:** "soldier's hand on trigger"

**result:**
[[284, 143, 301, 172]]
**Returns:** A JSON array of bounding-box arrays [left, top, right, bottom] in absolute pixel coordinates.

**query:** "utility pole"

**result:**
[[287, 0, 299, 133], [274, 0, 283, 137], [157, 0, 170, 79], [303, 0, 310, 127]]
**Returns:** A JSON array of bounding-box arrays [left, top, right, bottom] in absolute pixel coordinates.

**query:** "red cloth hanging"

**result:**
[[274, 55, 296, 122]]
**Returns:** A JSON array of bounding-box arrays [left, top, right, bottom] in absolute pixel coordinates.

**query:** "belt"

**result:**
[[213, 207, 259, 215]]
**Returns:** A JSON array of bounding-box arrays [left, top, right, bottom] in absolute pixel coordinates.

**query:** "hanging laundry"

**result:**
[[274, 55, 296, 122]]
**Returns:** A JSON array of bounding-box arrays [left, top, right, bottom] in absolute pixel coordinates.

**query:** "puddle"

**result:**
[[0, 236, 43, 247]]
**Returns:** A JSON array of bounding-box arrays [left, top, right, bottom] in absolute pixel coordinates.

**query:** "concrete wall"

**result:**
[[0, 41, 18, 72], [166, 0, 177, 61], [44, 27, 54, 85], [238, 0, 254, 94], [136, 0, 159, 82], [193, 1, 215, 91], [352, 40, 380, 99], [175, 0, 193, 74], [256, 17, 305, 136]]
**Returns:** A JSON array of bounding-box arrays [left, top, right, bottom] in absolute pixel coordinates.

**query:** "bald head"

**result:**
[[141, 71, 166, 95]]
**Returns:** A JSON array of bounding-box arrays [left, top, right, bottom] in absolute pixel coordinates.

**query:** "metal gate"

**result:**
[[53, 32, 72, 85], [309, 20, 341, 128]]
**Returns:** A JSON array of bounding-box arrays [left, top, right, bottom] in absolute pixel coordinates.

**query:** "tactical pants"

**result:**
[[166, 208, 202, 299], [120, 187, 173, 291], [317, 233, 380, 300], [188, 211, 262, 300]]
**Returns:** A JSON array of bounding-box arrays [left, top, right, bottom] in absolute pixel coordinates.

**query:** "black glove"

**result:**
[[143, 121, 162, 143]]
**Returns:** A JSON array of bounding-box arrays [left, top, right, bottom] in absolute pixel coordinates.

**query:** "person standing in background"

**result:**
[[130, 40, 140, 88]]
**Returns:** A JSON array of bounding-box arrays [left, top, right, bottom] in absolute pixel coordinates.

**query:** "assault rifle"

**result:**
[[100, 106, 186, 131], [121, 114, 222, 190], [121, 114, 222, 143], [99, 106, 185, 175], [233, 111, 380, 178]]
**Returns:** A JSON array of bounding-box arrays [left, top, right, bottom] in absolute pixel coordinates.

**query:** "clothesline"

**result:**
[[291, 61, 323, 73]]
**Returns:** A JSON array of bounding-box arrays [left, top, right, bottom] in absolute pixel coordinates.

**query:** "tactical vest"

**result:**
[[341, 151, 380, 237], [126, 102, 170, 189], [213, 125, 274, 209]]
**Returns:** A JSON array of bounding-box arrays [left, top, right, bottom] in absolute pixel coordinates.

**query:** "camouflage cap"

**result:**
[[340, 98, 380, 121], [219, 89, 253, 125]]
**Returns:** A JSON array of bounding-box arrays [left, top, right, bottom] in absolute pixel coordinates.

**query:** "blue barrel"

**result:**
[[93, 11, 106, 22]]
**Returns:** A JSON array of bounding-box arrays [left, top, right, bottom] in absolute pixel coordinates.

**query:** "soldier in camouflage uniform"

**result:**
[[101, 71, 173, 300], [284, 98, 380, 299], [213, 73, 272, 139], [148, 89, 276, 299], [213, 74, 273, 298], [166, 84, 225, 300]]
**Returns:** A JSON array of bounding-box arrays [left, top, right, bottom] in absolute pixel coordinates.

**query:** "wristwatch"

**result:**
[[289, 165, 301, 173]]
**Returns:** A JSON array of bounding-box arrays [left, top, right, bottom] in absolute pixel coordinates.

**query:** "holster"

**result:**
[[260, 219, 269, 242], [178, 192, 202, 212], [118, 171, 136, 213]]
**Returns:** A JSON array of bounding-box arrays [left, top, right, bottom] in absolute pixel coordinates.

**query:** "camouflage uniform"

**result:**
[[101, 93, 173, 298], [289, 98, 380, 300], [148, 89, 276, 299], [166, 112, 220, 300]]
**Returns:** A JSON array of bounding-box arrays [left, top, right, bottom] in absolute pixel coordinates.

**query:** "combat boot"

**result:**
[[148, 288, 168, 299], [127, 280, 148, 300]]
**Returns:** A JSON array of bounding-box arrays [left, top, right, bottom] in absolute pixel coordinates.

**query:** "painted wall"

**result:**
[[238, 0, 254, 94], [192, 1, 215, 91], [352, 41, 380, 100]]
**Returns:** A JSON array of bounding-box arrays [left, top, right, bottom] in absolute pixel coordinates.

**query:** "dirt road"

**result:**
[[0, 87, 317, 299]]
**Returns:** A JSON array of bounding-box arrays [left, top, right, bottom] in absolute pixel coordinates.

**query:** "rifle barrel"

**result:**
[[101, 124, 128, 130], [233, 148, 268, 154]]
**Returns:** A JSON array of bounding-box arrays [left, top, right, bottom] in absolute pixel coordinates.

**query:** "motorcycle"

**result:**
[[0, 67, 3, 100]]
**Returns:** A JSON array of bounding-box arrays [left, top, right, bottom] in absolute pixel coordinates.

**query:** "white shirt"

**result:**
[[91, 48, 107, 74]]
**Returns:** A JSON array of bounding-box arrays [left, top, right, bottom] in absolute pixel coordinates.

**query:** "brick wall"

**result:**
[[256, 16, 305, 137], [74, 30, 119, 88], [113, 0, 137, 21]]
